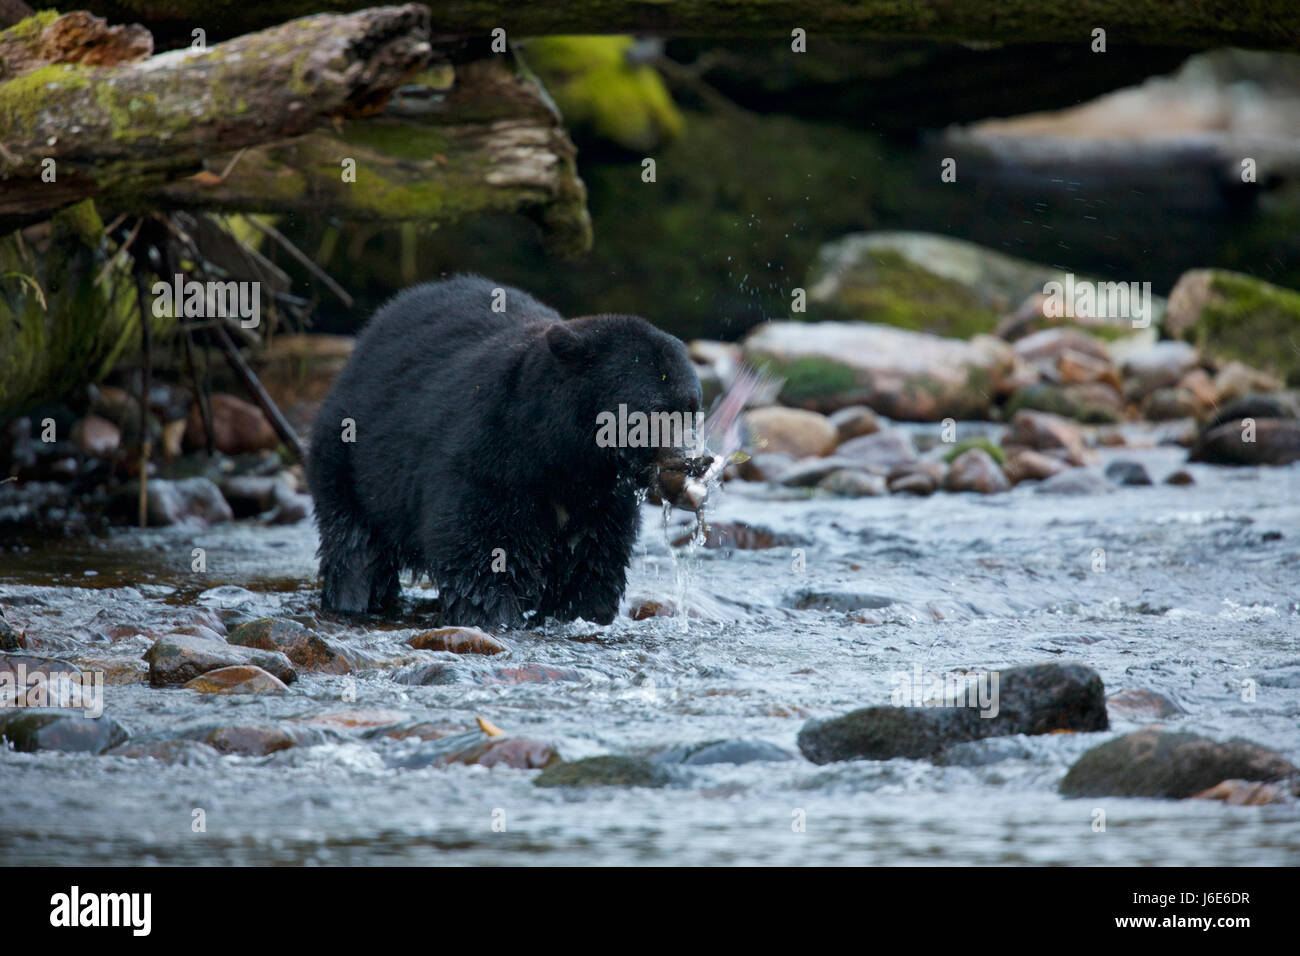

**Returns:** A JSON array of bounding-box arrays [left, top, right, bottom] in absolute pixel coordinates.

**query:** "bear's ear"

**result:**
[[545, 323, 587, 363]]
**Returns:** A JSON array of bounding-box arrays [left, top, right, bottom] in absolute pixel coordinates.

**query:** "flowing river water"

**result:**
[[1, 429, 1297, 865]]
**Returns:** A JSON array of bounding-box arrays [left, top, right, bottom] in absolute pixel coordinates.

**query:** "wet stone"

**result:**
[[657, 738, 795, 765], [1034, 468, 1115, 495], [183, 665, 288, 695], [790, 590, 894, 612], [227, 617, 348, 673], [797, 662, 1108, 764], [406, 626, 508, 655], [1104, 460, 1153, 486], [534, 755, 674, 788], [1059, 728, 1297, 799], [144, 632, 297, 687], [1107, 687, 1185, 721], [0, 710, 128, 755]]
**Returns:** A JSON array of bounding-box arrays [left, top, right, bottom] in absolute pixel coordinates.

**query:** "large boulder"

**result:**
[[807, 232, 1136, 338], [1188, 417, 1300, 466], [1165, 268, 1300, 387], [742, 406, 839, 458], [744, 321, 1015, 419]]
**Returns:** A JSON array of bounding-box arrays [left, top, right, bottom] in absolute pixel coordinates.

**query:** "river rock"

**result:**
[[390, 729, 559, 770], [742, 406, 839, 458], [1213, 361, 1283, 403], [798, 662, 1107, 764], [1121, 341, 1200, 399], [184, 393, 279, 455], [1187, 418, 1300, 466], [657, 738, 796, 765], [743, 321, 1015, 420], [1165, 268, 1300, 386], [837, 429, 919, 474], [1005, 382, 1123, 423], [1014, 327, 1112, 368], [1191, 779, 1293, 806], [218, 475, 283, 518], [1058, 727, 1297, 799], [407, 626, 508, 655], [681, 520, 803, 550], [228, 617, 348, 673], [0, 610, 22, 651], [1106, 688, 1185, 720], [0, 710, 129, 754], [1002, 448, 1068, 484], [195, 724, 300, 757], [1034, 468, 1116, 495], [1164, 469, 1195, 485], [183, 665, 288, 694], [735, 451, 795, 482], [1204, 393, 1298, 431], [808, 231, 1089, 337], [1103, 460, 1153, 486], [827, 405, 881, 442], [70, 415, 121, 459], [144, 632, 297, 686], [945, 448, 1011, 493], [888, 470, 937, 495], [1001, 410, 1092, 466], [777, 454, 861, 487], [115, 476, 234, 527], [817, 468, 888, 497], [534, 755, 673, 788]]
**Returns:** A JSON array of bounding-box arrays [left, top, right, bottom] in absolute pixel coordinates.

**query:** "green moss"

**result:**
[[751, 355, 860, 406], [338, 120, 451, 162], [942, 436, 1005, 465], [0, 63, 91, 128], [1185, 270, 1300, 386], [522, 35, 682, 152], [0, 9, 60, 45], [826, 248, 1000, 337]]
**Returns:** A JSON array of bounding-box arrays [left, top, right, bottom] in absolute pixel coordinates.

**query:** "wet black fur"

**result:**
[[306, 275, 701, 627]]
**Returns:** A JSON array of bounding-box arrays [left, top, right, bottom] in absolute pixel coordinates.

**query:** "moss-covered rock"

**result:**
[[807, 232, 1158, 339], [941, 436, 1005, 465], [521, 36, 682, 152], [1165, 269, 1300, 386]]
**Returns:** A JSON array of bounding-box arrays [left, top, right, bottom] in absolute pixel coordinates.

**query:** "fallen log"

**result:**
[[0, 6, 433, 228], [142, 57, 591, 255]]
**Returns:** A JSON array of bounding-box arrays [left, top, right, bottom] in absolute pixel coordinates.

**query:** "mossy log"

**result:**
[[0, 6, 432, 228], [78, 1, 1300, 51], [143, 58, 591, 255]]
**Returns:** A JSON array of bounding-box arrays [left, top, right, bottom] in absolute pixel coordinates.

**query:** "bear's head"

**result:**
[[545, 315, 702, 473]]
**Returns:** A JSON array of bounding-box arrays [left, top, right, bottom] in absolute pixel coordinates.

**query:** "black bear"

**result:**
[[306, 275, 702, 628]]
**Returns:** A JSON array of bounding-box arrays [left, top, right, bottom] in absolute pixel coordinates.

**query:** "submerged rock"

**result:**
[[228, 618, 348, 673], [534, 755, 673, 788], [407, 626, 508, 655], [1106, 688, 1185, 721], [113, 477, 234, 527], [797, 662, 1107, 764], [1103, 460, 1153, 486], [657, 738, 796, 765], [1059, 728, 1297, 799], [183, 665, 288, 695], [144, 632, 297, 687], [0, 710, 129, 754]]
